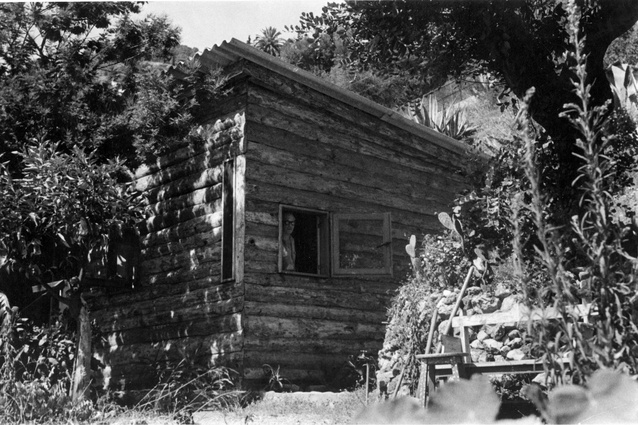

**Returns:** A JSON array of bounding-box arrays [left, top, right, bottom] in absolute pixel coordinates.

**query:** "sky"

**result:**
[[138, 0, 332, 52]]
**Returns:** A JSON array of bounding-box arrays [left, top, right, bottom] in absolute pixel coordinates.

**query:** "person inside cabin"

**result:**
[[281, 212, 296, 271]]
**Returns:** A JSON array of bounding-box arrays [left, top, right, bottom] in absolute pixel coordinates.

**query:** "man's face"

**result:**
[[283, 214, 295, 236]]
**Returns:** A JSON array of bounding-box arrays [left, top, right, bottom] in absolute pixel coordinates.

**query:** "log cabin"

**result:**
[[89, 39, 470, 391]]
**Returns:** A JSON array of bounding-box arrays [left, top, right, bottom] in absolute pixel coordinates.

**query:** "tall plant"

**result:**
[[513, 1, 638, 386], [0, 141, 143, 400], [402, 95, 476, 141]]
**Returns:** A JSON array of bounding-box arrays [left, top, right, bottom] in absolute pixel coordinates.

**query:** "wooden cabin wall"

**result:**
[[89, 112, 247, 391], [240, 62, 468, 388]]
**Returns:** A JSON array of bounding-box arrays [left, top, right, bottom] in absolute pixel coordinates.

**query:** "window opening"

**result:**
[[221, 159, 235, 282], [279, 206, 329, 276]]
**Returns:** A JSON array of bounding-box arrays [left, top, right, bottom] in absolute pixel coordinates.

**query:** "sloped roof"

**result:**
[[174, 38, 468, 155]]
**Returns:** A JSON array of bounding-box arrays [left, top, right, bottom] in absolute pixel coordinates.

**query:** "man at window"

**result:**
[[281, 212, 296, 271]]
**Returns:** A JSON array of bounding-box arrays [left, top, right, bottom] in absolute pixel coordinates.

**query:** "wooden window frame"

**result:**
[[331, 212, 392, 276], [278, 205, 330, 277], [221, 158, 236, 282]]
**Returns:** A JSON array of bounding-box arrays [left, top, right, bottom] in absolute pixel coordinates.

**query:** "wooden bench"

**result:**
[[416, 303, 593, 406]]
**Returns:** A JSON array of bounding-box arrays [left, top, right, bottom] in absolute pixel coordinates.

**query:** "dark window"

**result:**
[[222, 159, 235, 282], [279, 206, 329, 276]]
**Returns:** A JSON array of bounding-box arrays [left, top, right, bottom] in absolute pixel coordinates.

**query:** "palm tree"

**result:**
[[254, 27, 284, 56]]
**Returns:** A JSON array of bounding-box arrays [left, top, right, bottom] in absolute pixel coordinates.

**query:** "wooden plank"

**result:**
[[107, 311, 243, 345], [246, 137, 465, 202], [145, 185, 222, 216], [245, 283, 392, 311], [245, 314, 384, 341], [140, 245, 220, 275], [144, 166, 224, 204], [135, 115, 244, 179], [97, 330, 244, 367], [243, 271, 400, 294], [140, 213, 221, 249], [244, 301, 387, 324], [94, 294, 244, 332], [141, 203, 220, 235], [243, 336, 381, 355], [245, 89, 467, 180], [451, 304, 593, 328], [140, 231, 220, 261], [137, 150, 227, 193], [138, 261, 221, 287], [88, 278, 240, 310], [246, 160, 443, 215]]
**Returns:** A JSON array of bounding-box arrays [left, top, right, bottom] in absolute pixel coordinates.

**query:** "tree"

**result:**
[[289, 0, 638, 222], [254, 26, 284, 56], [0, 2, 183, 172]]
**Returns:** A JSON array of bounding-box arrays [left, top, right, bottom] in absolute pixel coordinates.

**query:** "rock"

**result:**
[[500, 295, 518, 311], [506, 348, 527, 361], [483, 338, 504, 354], [443, 289, 453, 297], [476, 330, 489, 342], [484, 324, 505, 340], [495, 283, 513, 299], [493, 355, 506, 362], [507, 337, 523, 349], [438, 320, 450, 333], [472, 295, 501, 314], [470, 339, 485, 349], [507, 329, 521, 340], [470, 349, 483, 362], [465, 286, 483, 296], [500, 345, 511, 356]]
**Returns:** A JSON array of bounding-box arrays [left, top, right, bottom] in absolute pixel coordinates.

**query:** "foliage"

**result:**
[[137, 348, 237, 422], [0, 315, 87, 424], [0, 141, 142, 288], [512, 2, 638, 386], [401, 94, 476, 140], [0, 2, 183, 171], [254, 27, 284, 56]]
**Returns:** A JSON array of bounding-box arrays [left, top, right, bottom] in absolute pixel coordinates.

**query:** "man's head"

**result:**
[[283, 212, 295, 236]]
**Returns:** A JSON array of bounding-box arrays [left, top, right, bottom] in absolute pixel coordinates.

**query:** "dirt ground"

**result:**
[[193, 391, 363, 425]]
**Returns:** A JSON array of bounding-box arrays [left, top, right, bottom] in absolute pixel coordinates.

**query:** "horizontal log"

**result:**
[[245, 314, 384, 341], [247, 162, 443, 216], [107, 311, 243, 345], [141, 203, 221, 235], [96, 330, 244, 368], [145, 185, 222, 217], [94, 293, 244, 332], [246, 93, 467, 184], [136, 115, 244, 179], [140, 245, 221, 275], [141, 231, 221, 261], [243, 336, 382, 356], [144, 166, 225, 205], [244, 301, 386, 324], [246, 139, 463, 204], [88, 277, 239, 310], [137, 149, 229, 195], [139, 261, 221, 287], [243, 270, 400, 293], [246, 120, 467, 196], [141, 213, 221, 249]]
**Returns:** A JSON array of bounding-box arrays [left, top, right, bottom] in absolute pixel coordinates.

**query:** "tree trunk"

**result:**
[[72, 296, 92, 402]]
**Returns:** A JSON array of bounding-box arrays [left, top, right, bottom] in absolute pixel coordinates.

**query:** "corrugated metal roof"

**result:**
[[172, 38, 469, 155]]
